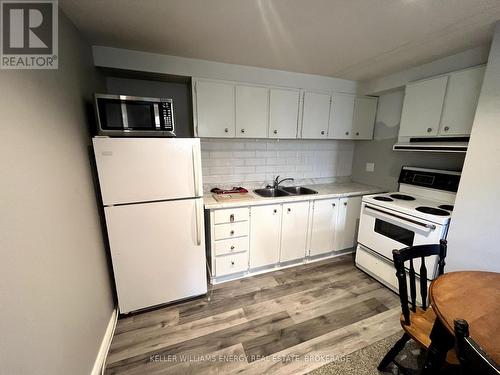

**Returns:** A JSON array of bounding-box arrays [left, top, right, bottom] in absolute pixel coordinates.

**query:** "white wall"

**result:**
[[92, 46, 357, 93], [351, 91, 465, 191], [0, 12, 114, 375], [201, 139, 354, 191], [446, 22, 500, 272]]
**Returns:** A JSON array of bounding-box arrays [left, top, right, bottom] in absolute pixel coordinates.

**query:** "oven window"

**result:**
[[374, 219, 415, 247], [125, 102, 155, 129], [98, 99, 123, 129]]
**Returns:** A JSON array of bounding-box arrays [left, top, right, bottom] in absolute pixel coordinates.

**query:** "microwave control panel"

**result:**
[[160, 101, 174, 131]]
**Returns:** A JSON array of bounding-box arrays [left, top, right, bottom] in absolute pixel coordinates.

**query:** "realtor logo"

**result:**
[[1, 0, 58, 69]]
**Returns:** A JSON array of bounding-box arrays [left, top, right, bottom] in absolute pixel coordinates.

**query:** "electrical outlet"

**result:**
[[366, 163, 375, 172]]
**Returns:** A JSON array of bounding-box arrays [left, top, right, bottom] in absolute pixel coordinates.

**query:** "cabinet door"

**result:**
[[195, 81, 235, 137], [301, 91, 331, 139], [399, 76, 448, 137], [439, 66, 485, 136], [280, 201, 310, 262], [309, 198, 339, 256], [334, 196, 362, 251], [269, 88, 300, 139], [236, 85, 269, 138], [328, 94, 355, 139], [250, 204, 281, 268], [352, 97, 378, 140]]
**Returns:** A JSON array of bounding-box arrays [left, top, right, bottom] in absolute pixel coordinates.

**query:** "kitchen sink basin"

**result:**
[[281, 186, 318, 195], [253, 188, 290, 197]]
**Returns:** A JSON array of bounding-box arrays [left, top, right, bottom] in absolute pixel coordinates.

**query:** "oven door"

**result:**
[[358, 203, 445, 260]]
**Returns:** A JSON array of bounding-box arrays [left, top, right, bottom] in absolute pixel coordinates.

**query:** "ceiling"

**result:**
[[60, 0, 500, 81]]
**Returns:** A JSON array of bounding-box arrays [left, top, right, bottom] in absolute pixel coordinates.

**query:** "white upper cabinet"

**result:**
[[352, 96, 378, 139], [301, 91, 331, 139], [235, 85, 269, 138], [269, 88, 300, 139], [328, 94, 355, 139], [195, 81, 235, 138], [438, 66, 485, 136], [399, 75, 448, 137]]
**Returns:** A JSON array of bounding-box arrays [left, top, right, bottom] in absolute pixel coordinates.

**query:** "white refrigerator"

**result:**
[[93, 137, 207, 313]]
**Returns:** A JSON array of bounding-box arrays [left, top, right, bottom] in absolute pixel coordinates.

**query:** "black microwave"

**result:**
[[94, 94, 175, 137]]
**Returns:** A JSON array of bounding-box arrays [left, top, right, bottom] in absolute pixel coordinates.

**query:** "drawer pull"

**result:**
[[230, 245, 235, 251], [229, 214, 234, 222]]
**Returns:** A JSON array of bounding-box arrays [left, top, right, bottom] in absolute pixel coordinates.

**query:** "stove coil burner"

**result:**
[[373, 196, 394, 202], [415, 206, 450, 216], [438, 204, 454, 211], [390, 194, 416, 201]]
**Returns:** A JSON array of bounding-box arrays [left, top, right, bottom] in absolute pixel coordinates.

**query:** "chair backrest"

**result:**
[[454, 319, 500, 375], [392, 239, 447, 325]]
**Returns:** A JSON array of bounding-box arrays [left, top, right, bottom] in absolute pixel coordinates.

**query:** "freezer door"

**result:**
[[104, 198, 207, 313], [93, 137, 202, 205]]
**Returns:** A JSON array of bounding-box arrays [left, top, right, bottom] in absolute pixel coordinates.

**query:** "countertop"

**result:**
[[203, 182, 385, 209]]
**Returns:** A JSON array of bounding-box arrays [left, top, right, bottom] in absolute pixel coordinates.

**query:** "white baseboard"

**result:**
[[91, 306, 118, 375]]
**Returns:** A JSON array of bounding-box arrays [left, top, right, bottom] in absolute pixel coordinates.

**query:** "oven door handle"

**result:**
[[365, 205, 437, 231]]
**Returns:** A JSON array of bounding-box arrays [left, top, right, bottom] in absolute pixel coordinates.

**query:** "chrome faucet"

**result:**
[[267, 175, 294, 189]]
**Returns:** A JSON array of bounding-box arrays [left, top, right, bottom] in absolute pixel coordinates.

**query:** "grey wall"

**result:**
[[446, 22, 500, 272], [351, 90, 465, 191], [105, 77, 194, 137], [0, 11, 114, 375]]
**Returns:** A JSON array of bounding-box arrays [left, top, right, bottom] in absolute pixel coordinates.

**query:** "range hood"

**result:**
[[393, 137, 469, 153]]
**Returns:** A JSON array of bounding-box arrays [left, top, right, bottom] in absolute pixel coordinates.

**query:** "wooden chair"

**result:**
[[378, 239, 456, 372], [454, 319, 500, 375]]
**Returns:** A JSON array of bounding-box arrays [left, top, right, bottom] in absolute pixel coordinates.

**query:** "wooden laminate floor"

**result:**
[[105, 254, 402, 375]]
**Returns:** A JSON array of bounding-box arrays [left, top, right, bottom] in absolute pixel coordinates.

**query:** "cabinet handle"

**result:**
[[241, 129, 245, 133], [231, 261, 235, 266], [230, 230, 234, 235], [332, 203, 336, 207], [427, 127, 432, 133], [344, 202, 347, 206], [287, 208, 291, 213], [345, 131, 349, 135], [321, 130, 325, 135], [273, 209, 277, 214], [274, 129, 278, 134], [224, 127, 229, 133], [230, 245, 235, 251], [355, 132, 359, 136], [229, 214, 234, 222], [444, 126, 450, 131]]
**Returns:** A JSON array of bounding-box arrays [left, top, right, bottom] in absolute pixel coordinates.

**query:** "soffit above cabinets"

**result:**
[[60, 0, 500, 81]]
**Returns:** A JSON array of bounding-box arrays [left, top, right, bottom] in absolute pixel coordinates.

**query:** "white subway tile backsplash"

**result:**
[[201, 138, 354, 191]]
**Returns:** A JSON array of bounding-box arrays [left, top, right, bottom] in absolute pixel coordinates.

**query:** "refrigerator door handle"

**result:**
[[195, 199, 202, 246], [192, 144, 201, 197]]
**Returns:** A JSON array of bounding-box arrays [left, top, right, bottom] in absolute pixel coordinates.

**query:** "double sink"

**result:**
[[254, 186, 318, 198]]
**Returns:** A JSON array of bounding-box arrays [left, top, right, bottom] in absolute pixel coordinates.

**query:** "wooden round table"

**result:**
[[422, 271, 500, 373]]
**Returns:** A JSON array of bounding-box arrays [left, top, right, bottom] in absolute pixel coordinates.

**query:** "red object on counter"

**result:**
[[210, 186, 249, 194]]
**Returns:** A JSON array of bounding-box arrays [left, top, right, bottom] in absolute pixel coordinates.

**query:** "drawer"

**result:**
[[214, 221, 249, 240], [214, 237, 249, 256], [214, 207, 249, 224], [215, 252, 248, 276]]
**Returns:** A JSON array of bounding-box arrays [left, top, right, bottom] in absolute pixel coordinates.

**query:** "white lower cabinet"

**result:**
[[334, 196, 362, 251], [249, 204, 282, 268], [280, 201, 310, 262], [309, 198, 339, 256], [207, 194, 365, 283]]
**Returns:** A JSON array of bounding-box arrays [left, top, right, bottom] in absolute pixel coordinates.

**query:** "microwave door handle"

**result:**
[[121, 102, 129, 128], [195, 199, 202, 246], [365, 205, 436, 231], [153, 104, 161, 129], [192, 144, 201, 197]]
